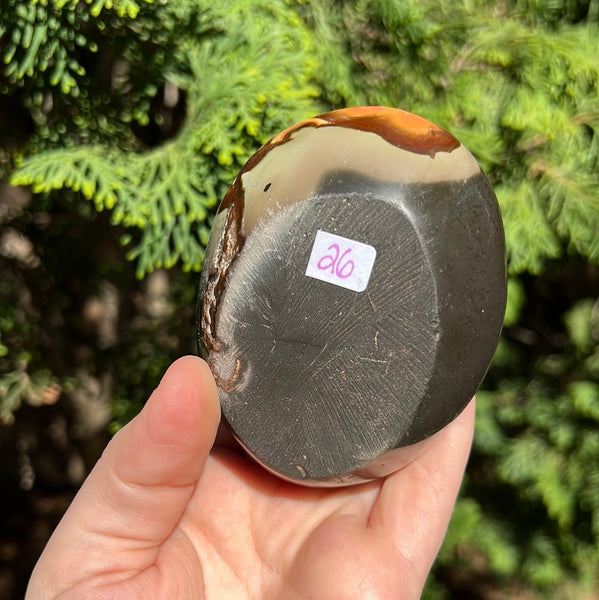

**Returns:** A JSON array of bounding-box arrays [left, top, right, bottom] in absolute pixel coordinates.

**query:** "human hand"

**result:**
[[26, 355, 474, 600]]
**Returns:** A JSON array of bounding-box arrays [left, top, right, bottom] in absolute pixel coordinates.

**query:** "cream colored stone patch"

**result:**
[[239, 125, 480, 235]]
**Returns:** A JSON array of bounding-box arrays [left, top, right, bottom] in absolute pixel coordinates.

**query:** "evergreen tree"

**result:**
[[1, 0, 598, 597], [319, 1, 599, 596]]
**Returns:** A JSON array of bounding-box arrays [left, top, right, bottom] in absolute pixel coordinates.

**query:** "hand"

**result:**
[[26, 355, 474, 600]]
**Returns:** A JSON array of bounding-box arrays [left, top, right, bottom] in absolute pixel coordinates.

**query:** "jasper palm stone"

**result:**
[[197, 106, 506, 486]]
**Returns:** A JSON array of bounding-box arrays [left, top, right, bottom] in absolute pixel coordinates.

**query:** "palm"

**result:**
[[160, 427, 468, 600], [26, 357, 473, 600], [178, 451, 390, 599]]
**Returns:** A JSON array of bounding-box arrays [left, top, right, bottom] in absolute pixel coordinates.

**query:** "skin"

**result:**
[[26, 355, 475, 600]]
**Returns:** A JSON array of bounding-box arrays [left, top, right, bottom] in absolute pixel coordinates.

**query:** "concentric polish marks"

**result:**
[[196, 106, 506, 486]]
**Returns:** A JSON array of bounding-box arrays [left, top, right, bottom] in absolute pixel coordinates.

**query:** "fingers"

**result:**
[[368, 399, 476, 590], [109, 355, 221, 491], [27, 356, 220, 598], [84, 355, 220, 540]]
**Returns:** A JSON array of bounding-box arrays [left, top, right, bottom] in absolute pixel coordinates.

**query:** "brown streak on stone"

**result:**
[[200, 179, 246, 354], [209, 356, 242, 394], [317, 107, 460, 157], [216, 108, 460, 195]]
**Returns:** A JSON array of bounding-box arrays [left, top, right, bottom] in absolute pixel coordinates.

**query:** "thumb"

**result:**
[[28, 356, 220, 597], [108, 354, 220, 493]]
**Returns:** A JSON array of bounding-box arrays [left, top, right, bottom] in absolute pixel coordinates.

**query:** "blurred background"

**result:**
[[1, 1, 598, 598]]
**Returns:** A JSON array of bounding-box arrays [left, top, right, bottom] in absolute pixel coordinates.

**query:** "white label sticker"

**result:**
[[305, 230, 377, 292]]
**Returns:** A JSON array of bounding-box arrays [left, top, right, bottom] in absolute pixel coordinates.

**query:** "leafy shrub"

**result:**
[[1, 0, 598, 597]]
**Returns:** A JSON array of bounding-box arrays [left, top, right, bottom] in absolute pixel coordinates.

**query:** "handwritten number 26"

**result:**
[[317, 244, 355, 279]]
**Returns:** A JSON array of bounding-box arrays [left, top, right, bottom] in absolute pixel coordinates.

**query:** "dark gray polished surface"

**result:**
[[197, 110, 506, 486]]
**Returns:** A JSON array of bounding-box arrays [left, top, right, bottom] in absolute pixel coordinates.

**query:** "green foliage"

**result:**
[[0, 260, 62, 425], [2, 0, 599, 597], [465, 290, 599, 590], [426, 275, 599, 597], [329, 0, 599, 275], [0, 0, 156, 141], [319, 0, 599, 596], [2, 1, 95, 96], [7, 0, 323, 277], [13, 0, 596, 278], [0, 365, 60, 425]]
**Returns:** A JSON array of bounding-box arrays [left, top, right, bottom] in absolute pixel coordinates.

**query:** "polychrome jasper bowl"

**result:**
[[197, 106, 506, 486]]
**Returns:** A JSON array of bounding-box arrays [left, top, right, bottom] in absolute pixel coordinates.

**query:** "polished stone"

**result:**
[[197, 107, 506, 486]]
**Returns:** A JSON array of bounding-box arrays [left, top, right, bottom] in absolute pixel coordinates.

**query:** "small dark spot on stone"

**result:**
[[263, 182, 271, 192]]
